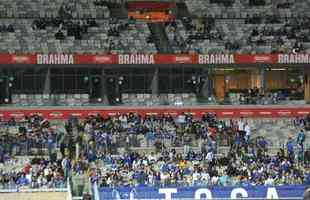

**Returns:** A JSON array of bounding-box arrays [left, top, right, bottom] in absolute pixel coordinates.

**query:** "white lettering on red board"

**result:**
[[278, 54, 310, 64], [222, 112, 234, 115], [94, 55, 112, 63], [118, 54, 155, 64], [37, 54, 74, 64], [199, 54, 234, 64], [49, 112, 64, 117]]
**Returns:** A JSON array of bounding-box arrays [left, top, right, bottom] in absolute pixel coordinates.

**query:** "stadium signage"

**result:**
[[253, 55, 272, 63], [174, 55, 192, 64], [278, 54, 310, 64], [94, 55, 113, 64], [37, 54, 74, 64], [0, 53, 310, 65], [118, 54, 155, 64], [12, 55, 30, 64], [98, 186, 305, 200], [0, 107, 310, 120], [198, 54, 234, 64]]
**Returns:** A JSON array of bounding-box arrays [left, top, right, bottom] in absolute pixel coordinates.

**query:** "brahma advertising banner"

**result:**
[[0, 53, 309, 65], [98, 185, 305, 200], [0, 106, 310, 120]]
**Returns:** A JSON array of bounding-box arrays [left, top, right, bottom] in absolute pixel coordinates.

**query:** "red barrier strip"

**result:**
[[0, 54, 309, 65], [0, 106, 309, 120]]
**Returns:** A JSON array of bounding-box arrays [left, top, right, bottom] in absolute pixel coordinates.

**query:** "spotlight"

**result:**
[[83, 76, 89, 82], [93, 77, 100, 83]]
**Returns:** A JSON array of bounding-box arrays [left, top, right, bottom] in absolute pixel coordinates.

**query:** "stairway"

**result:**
[[176, 2, 191, 18], [106, 2, 127, 19], [148, 22, 172, 53]]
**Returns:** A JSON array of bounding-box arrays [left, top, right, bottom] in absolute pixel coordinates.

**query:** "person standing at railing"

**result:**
[[287, 136, 295, 163], [46, 131, 57, 162], [62, 156, 72, 181], [297, 129, 306, 149]]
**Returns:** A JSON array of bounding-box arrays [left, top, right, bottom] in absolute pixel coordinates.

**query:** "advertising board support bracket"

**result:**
[[101, 69, 109, 105], [260, 66, 266, 94], [43, 67, 51, 95], [151, 68, 159, 96]]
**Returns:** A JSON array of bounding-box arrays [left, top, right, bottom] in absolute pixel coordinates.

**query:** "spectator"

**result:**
[[6, 24, 14, 32], [287, 137, 295, 162], [55, 30, 65, 40], [297, 129, 306, 148]]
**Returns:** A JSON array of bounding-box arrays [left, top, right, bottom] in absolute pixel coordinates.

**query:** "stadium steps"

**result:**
[[176, 2, 191, 18], [106, 2, 127, 19], [71, 174, 90, 197], [148, 22, 173, 53]]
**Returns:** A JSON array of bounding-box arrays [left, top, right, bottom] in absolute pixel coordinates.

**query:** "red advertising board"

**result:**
[[0, 106, 309, 120], [0, 53, 309, 65]]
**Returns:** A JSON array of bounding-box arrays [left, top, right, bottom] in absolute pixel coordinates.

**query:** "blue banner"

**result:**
[[99, 185, 305, 200]]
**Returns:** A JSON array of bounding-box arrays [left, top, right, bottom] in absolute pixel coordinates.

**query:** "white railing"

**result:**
[[89, 177, 93, 196], [72, 197, 83, 200], [94, 182, 100, 200], [67, 178, 73, 200], [0, 188, 67, 193]]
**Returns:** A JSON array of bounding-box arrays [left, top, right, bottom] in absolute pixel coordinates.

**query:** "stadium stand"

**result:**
[[0, 0, 110, 19], [0, 113, 309, 188], [0, 0, 309, 199], [0, 19, 156, 54], [0, 0, 309, 54], [165, 17, 310, 54]]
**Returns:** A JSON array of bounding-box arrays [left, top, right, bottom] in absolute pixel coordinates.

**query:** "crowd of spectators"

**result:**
[[210, 0, 294, 8], [32, 18, 98, 40], [0, 115, 66, 189], [165, 14, 310, 54], [92, 145, 309, 188], [227, 87, 304, 105], [165, 17, 222, 53], [247, 17, 310, 53], [0, 112, 309, 189], [0, 158, 66, 189], [0, 24, 15, 33]]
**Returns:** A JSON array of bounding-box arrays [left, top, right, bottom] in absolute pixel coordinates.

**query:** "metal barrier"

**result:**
[[94, 182, 100, 200], [67, 178, 73, 200]]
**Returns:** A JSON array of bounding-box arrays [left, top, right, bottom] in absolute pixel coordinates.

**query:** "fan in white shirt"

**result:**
[[206, 151, 213, 162], [244, 123, 251, 142], [238, 120, 245, 131]]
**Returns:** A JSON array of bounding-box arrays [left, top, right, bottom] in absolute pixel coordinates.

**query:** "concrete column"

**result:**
[[201, 70, 212, 98], [43, 67, 51, 94], [100, 69, 109, 104], [5, 77, 10, 103], [151, 68, 159, 96], [260, 67, 266, 94]]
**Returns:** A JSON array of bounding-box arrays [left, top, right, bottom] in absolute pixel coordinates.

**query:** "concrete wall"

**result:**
[[0, 191, 67, 200]]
